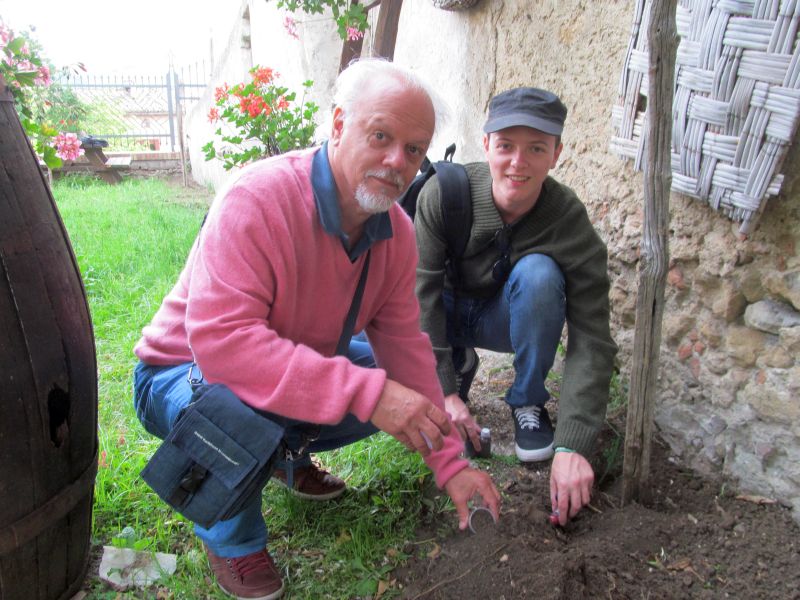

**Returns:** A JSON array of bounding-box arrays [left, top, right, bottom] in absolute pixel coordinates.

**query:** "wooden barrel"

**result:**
[[0, 77, 98, 599]]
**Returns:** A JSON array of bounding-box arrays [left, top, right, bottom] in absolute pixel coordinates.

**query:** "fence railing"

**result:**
[[55, 63, 208, 153]]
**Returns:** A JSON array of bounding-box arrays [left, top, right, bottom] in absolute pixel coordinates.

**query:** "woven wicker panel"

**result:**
[[610, 0, 800, 234]]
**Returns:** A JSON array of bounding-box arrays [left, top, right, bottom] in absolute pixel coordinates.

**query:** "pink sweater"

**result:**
[[134, 148, 468, 487]]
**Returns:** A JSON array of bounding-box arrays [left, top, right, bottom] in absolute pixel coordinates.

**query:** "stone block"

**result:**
[[711, 283, 747, 322], [760, 345, 794, 369], [663, 313, 696, 346], [744, 299, 800, 334], [700, 321, 723, 348], [764, 269, 800, 311], [742, 371, 800, 425], [725, 326, 766, 367], [779, 327, 800, 355]]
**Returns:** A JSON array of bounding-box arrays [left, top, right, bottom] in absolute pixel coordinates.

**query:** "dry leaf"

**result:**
[[426, 543, 441, 559], [386, 548, 399, 558], [735, 494, 777, 505], [374, 579, 392, 599], [667, 558, 692, 571]]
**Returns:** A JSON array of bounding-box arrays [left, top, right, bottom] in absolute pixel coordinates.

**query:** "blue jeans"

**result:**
[[133, 338, 377, 557], [447, 253, 565, 408]]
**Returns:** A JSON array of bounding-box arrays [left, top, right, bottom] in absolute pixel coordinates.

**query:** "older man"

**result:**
[[133, 59, 499, 600], [414, 87, 617, 527]]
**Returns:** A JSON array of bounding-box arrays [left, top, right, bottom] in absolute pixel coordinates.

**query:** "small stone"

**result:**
[[744, 300, 800, 334]]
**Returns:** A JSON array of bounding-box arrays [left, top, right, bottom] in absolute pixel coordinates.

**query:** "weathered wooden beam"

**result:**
[[339, 0, 365, 73], [373, 0, 404, 60], [621, 0, 678, 506]]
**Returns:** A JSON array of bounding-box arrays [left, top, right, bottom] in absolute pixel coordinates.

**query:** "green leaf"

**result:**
[[14, 71, 38, 86], [7, 37, 27, 55], [42, 147, 62, 169], [354, 577, 378, 595]]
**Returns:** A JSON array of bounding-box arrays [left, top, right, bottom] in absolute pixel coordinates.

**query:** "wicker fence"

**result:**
[[611, 0, 800, 234]]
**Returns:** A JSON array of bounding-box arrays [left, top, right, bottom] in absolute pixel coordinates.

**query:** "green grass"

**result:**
[[52, 174, 455, 599]]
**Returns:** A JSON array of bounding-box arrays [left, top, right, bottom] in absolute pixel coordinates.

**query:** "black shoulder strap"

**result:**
[[434, 161, 471, 284], [335, 250, 371, 356]]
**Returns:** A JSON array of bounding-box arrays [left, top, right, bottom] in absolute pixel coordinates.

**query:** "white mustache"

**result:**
[[365, 169, 404, 189]]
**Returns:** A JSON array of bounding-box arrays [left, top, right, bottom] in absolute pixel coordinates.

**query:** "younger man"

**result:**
[[414, 87, 617, 525]]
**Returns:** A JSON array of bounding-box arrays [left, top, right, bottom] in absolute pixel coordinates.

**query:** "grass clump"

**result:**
[[53, 174, 453, 599]]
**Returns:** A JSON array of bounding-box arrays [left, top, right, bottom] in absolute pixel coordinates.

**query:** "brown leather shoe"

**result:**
[[272, 462, 346, 500], [205, 545, 284, 600]]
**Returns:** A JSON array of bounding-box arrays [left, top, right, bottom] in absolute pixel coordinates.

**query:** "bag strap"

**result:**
[[435, 161, 472, 282], [335, 249, 371, 356]]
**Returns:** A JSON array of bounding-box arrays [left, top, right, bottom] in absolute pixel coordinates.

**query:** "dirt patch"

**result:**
[[395, 351, 800, 599]]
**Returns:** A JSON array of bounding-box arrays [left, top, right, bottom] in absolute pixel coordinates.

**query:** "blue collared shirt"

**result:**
[[311, 142, 393, 262]]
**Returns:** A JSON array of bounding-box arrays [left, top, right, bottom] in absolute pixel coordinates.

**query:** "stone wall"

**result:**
[[195, 0, 800, 521]]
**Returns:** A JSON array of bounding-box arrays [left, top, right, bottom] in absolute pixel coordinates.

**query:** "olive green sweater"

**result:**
[[414, 162, 618, 457]]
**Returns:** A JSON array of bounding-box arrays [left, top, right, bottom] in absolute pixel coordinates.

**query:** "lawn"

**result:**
[[53, 175, 454, 599]]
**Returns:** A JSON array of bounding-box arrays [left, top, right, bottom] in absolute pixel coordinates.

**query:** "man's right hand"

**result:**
[[444, 393, 482, 452], [370, 379, 452, 457]]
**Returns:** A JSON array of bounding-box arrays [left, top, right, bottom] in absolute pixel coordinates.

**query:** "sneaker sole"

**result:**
[[515, 442, 555, 463], [274, 479, 346, 501], [217, 580, 284, 600]]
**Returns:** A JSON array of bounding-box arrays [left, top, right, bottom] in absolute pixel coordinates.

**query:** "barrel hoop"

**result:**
[[0, 449, 98, 556]]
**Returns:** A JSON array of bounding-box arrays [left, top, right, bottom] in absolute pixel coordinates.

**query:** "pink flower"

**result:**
[[283, 16, 299, 40], [276, 96, 289, 110], [214, 83, 229, 103], [0, 23, 13, 46], [208, 107, 220, 123], [53, 132, 84, 161], [346, 27, 363, 41], [35, 65, 51, 86]]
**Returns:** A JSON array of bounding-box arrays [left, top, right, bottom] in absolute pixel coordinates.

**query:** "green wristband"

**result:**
[[554, 446, 575, 454]]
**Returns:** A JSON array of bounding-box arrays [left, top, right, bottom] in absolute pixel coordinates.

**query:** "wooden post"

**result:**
[[621, 0, 678, 506], [373, 0, 404, 60]]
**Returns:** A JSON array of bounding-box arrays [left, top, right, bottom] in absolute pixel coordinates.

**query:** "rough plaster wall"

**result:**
[[190, 0, 800, 521], [185, 0, 253, 191]]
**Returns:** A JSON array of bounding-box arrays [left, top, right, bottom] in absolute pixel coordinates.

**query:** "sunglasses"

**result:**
[[492, 224, 513, 282]]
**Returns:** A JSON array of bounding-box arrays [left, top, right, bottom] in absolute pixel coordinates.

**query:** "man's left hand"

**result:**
[[549, 451, 594, 526], [444, 467, 501, 530]]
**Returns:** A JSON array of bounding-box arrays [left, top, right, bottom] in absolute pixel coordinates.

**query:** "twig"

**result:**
[[586, 503, 603, 514], [411, 542, 509, 599]]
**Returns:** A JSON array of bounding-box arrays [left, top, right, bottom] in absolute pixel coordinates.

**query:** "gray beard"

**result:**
[[355, 183, 399, 213]]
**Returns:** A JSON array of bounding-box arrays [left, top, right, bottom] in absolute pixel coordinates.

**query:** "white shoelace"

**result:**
[[514, 405, 541, 430]]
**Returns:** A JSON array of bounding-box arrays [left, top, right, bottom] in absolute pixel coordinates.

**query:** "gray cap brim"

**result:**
[[483, 113, 564, 136]]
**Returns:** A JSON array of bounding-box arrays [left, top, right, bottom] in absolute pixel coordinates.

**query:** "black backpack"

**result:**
[[399, 143, 472, 290]]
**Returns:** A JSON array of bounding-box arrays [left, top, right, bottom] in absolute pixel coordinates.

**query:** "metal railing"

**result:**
[[55, 62, 208, 153]]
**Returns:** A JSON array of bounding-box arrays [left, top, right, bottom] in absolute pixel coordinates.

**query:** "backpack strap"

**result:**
[[433, 161, 471, 287]]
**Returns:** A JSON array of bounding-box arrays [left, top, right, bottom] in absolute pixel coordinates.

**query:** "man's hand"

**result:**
[[550, 451, 594, 526], [444, 393, 482, 452], [444, 468, 501, 530], [370, 379, 452, 457]]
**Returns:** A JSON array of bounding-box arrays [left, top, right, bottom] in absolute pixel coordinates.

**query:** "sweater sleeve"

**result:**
[[545, 198, 618, 457], [368, 211, 469, 488], [413, 176, 460, 397]]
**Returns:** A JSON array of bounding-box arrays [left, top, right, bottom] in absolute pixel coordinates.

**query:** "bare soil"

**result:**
[[394, 351, 800, 599]]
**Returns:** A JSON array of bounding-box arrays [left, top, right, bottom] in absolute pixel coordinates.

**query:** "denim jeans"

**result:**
[[447, 253, 566, 409], [133, 338, 377, 557]]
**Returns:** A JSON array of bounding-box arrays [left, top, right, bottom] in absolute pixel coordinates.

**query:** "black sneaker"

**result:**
[[453, 347, 480, 402], [512, 405, 554, 462]]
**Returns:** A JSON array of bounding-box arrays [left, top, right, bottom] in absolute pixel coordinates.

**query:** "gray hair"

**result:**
[[331, 58, 449, 134]]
